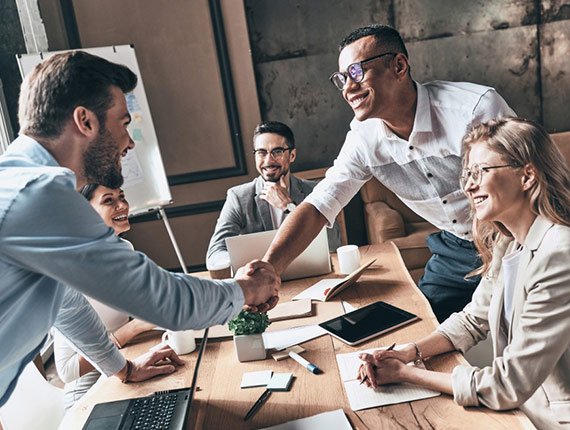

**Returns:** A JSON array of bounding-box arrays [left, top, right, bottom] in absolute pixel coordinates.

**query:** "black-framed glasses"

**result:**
[[329, 52, 396, 91], [460, 164, 518, 189], [253, 147, 292, 160]]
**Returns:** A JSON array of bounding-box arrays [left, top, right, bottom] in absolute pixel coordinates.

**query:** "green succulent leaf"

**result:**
[[228, 310, 271, 336]]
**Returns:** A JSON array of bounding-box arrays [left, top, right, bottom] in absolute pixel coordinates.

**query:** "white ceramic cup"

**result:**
[[337, 244, 361, 274], [162, 330, 196, 355]]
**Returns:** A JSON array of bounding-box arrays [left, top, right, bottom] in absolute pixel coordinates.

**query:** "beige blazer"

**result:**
[[438, 216, 570, 430]]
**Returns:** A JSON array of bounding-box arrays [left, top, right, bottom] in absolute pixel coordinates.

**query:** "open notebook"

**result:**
[[336, 348, 440, 411]]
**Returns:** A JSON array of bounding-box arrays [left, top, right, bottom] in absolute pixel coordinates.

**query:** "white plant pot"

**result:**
[[233, 333, 266, 362]]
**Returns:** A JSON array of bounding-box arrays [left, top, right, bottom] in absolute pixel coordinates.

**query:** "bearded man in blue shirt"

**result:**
[[0, 51, 279, 406]]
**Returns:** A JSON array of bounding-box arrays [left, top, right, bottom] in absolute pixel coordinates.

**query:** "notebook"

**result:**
[[81, 387, 192, 430], [226, 228, 331, 281], [336, 347, 440, 411]]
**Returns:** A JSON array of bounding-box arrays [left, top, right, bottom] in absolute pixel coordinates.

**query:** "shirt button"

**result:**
[[452, 219, 457, 223], [464, 232, 469, 235], [442, 200, 447, 204], [409, 146, 414, 150], [426, 172, 433, 178]]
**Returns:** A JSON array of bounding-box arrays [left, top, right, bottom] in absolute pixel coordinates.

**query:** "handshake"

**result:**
[[234, 260, 281, 313]]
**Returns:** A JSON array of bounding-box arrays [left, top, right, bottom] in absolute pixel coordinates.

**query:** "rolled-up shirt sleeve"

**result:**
[[304, 129, 371, 227]]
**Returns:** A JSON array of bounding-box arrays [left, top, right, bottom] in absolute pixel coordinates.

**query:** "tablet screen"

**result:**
[[319, 301, 418, 345]]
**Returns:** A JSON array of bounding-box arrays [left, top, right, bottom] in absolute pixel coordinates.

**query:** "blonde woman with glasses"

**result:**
[[357, 117, 570, 429]]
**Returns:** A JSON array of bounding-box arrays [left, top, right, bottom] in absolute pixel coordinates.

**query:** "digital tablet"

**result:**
[[318, 301, 418, 346]]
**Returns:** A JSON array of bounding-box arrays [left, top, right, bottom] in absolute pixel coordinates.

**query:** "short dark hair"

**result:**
[[339, 24, 408, 57], [18, 51, 137, 139], [79, 183, 100, 201], [252, 121, 295, 149]]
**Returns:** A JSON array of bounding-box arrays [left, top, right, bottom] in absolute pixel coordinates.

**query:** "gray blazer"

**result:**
[[206, 175, 341, 267], [438, 216, 570, 429]]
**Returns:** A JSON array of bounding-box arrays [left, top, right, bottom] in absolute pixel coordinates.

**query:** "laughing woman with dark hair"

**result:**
[[357, 118, 570, 429], [53, 185, 170, 409]]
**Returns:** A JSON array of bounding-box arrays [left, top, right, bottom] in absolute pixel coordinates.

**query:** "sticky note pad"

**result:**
[[240, 370, 273, 388], [266, 372, 294, 392]]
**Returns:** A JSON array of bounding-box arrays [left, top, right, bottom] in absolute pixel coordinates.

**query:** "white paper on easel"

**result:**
[[260, 409, 352, 430], [336, 348, 440, 411]]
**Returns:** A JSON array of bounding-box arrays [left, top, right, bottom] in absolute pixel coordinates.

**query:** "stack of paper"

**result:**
[[336, 348, 440, 411]]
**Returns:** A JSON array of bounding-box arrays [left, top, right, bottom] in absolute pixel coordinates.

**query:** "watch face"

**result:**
[[287, 203, 296, 212]]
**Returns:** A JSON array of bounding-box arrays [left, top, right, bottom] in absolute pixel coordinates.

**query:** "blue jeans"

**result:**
[[418, 231, 481, 322]]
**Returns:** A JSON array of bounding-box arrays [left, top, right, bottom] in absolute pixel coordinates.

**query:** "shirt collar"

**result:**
[[412, 81, 432, 133], [7, 134, 61, 167], [360, 81, 433, 141]]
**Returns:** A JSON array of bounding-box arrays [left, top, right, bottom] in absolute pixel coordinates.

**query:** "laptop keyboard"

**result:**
[[126, 392, 179, 429]]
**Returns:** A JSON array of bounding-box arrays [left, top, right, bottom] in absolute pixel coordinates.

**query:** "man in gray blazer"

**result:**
[[206, 121, 341, 272]]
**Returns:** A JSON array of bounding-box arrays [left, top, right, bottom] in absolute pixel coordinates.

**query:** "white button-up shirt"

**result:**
[[305, 80, 515, 240]]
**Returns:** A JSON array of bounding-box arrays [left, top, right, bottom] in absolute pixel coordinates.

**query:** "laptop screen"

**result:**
[[225, 228, 331, 281]]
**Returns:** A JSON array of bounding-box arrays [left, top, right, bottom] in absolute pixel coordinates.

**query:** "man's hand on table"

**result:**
[[116, 345, 184, 383], [235, 259, 280, 313]]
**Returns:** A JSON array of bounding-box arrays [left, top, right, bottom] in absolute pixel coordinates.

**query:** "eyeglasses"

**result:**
[[460, 164, 518, 189], [253, 147, 292, 160], [329, 52, 396, 91]]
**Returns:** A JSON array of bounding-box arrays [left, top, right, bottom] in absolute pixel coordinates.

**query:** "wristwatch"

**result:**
[[284, 202, 296, 214]]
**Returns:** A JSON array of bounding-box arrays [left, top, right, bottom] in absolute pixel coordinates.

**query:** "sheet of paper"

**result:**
[[336, 349, 440, 411], [343, 379, 440, 411], [262, 325, 328, 350], [260, 409, 352, 430], [292, 279, 342, 302], [341, 301, 357, 313], [241, 370, 273, 388]]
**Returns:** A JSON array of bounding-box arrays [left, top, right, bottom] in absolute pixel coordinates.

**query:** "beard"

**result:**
[[83, 126, 124, 189], [263, 166, 289, 183]]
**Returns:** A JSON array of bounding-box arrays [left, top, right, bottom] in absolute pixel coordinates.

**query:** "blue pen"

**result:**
[[288, 351, 322, 374]]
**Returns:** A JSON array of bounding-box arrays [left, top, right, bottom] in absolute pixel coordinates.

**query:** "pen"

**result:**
[[288, 351, 322, 374], [244, 389, 271, 421], [360, 343, 396, 385]]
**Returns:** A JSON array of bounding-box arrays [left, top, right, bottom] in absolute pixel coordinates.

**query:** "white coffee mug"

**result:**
[[162, 330, 196, 355], [337, 244, 361, 274]]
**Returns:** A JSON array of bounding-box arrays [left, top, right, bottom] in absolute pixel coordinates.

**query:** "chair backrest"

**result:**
[[0, 361, 65, 430]]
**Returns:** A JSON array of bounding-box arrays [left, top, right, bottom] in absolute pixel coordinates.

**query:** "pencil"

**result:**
[[359, 343, 396, 385]]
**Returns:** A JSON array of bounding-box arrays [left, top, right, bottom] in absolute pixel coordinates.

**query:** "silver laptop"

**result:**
[[226, 228, 331, 281]]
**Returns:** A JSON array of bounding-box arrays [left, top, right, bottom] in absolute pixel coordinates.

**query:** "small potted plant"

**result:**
[[228, 310, 271, 362]]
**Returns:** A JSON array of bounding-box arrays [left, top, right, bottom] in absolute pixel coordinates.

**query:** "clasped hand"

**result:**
[[357, 347, 407, 388], [235, 259, 280, 313]]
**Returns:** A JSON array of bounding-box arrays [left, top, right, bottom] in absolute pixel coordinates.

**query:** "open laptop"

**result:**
[[82, 324, 212, 430], [225, 228, 331, 281], [81, 387, 192, 430]]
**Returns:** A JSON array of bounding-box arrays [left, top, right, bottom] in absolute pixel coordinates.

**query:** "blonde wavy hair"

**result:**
[[463, 117, 570, 276]]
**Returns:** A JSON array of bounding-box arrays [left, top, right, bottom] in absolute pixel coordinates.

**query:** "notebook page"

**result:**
[[336, 349, 440, 411]]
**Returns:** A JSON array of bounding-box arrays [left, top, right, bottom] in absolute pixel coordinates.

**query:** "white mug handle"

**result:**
[[161, 331, 169, 345]]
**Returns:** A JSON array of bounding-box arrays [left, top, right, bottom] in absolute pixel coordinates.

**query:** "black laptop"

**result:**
[[81, 387, 192, 430], [82, 327, 211, 430]]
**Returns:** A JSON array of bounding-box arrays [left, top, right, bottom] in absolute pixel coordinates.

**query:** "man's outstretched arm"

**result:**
[[263, 202, 328, 275]]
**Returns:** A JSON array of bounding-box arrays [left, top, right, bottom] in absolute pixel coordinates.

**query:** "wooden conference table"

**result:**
[[60, 243, 532, 430]]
